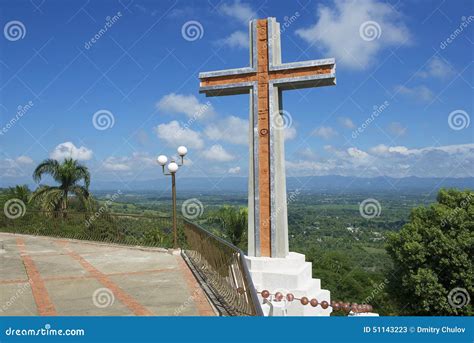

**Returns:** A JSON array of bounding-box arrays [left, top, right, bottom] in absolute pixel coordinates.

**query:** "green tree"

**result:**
[[208, 206, 247, 247], [6, 185, 31, 203], [30, 158, 91, 215], [386, 188, 474, 315]]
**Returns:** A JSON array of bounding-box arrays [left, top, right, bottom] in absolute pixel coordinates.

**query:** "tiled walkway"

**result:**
[[0, 233, 215, 316]]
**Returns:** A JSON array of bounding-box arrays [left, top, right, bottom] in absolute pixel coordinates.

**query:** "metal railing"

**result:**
[[181, 219, 263, 316], [0, 210, 175, 249]]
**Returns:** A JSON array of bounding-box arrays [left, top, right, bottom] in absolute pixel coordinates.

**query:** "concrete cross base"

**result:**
[[245, 252, 332, 316]]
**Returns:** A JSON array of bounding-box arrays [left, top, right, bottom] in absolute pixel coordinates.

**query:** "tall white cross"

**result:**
[[199, 18, 336, 258]]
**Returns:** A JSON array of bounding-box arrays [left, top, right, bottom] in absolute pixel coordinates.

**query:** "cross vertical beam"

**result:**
[[256, 19, 271, 256]]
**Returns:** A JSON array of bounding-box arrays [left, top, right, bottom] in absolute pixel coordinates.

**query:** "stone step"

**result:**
[[250, 261, 313, 291], [245, 252, 332, 316], [292, 278, 322, 297], [245, 252, 307, 271]]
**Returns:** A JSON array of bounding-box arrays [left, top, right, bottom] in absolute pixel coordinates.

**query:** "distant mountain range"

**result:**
[[88, 176, 473, 193], [2, 176, 472, 194]]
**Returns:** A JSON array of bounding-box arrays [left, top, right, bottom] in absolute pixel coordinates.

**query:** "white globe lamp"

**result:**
[[157, 155, 168, 166], [177, 146, 188, 157], [167, 162, 179, 173]]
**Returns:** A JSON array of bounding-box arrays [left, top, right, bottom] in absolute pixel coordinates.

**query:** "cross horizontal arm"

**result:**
[[199, 67, 257, 97], [269, 58, 335, 71], [199, 58, 336, 96], [269, 59, 336, 91]]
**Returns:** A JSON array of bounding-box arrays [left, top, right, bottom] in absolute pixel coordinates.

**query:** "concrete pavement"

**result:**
[[0, 233, 215, 316]]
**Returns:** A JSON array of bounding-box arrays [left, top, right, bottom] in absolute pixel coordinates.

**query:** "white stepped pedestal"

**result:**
[[245, 252, 331, 316]]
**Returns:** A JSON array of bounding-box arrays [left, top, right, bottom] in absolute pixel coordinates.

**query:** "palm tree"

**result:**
[[31, 158, 91, 215], [208, 206, 247, 246], [7, 185, 31, 203]]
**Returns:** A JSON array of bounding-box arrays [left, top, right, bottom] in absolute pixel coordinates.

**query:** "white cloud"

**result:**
[[102, 153, 155, 172], [16, 156, 33, 164], [371, 143, 474, 157], [286, 159, 337, 174], [218, 30, 249, 49], [288, 143, 474, 177], [312, 126, 338, 139], [284, 126, 297, 140], [205, 115, 295, 143], [388, 122, 407, 136], [298, 147, 317, 159], [347, 147, 369, 159], [417, 56, 455, 79], [369, 144, 390, 155], [323, 145, 372, 165], [388, 146, 410, 154], [202, 144, 235, 161], [50, 142, 93, 161], [395, 85, 434, 102], [217, 1, 255, 50], [205, 116, 248, 145], [370, 144, 410, 155], [219, 0, 256, 24], [228, 166, 241, 174], [103, 158, 131, 171], [338, 117, 356, 129], [0, 156, 34, 177], [154, 121, 204, 149], [296, 0, 411, 69], [156, 93, 214, 119]]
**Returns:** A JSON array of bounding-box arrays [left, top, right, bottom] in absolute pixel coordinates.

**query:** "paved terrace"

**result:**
[[0, 233, 215, 316]]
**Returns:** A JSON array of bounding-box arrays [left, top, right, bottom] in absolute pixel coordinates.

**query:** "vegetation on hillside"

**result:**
[[6, 185, 31, 203], [207, 205, 248, 248], [386, 188, 473, 315]]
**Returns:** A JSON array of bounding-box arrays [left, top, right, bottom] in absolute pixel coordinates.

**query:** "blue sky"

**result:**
[[0, 0, 472, 187]]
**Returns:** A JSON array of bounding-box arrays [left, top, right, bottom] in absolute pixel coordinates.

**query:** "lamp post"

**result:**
[[157, 146, 188, 249]]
